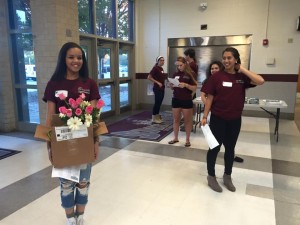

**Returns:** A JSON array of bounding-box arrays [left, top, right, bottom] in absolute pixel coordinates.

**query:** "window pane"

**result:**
[[81, 44, 88, 61], [119, 49, 128, 78], [95, 0, 116, 38], [11, 33, 36, 85], [120, 83, 129, 107], [78, 0, 92, 34], [97, 47, 111, 79], [127, 0, 134, 41], [8, 0, 31, 30], [25, 53, 36, 83], [117, 0, 129, 41], [99, 85, 112, 112], [16, 88, 39, 123]]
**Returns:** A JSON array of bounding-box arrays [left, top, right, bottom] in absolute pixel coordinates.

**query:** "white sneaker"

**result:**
[[77, 215, 85, 225], [66, 217, 76, 225]]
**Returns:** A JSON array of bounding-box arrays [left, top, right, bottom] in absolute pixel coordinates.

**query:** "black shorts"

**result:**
[[172, 98, 193, 109]]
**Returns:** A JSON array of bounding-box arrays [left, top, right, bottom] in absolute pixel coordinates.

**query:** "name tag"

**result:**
[[55, 90, 68, 97], [223, 82, 232, 87]]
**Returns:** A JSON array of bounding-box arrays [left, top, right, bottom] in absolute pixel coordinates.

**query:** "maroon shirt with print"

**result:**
[[149, 65, 165, 90], [43, 78, 100, 113], [201, 70, 255, 120], [172, 71, 195, 100]]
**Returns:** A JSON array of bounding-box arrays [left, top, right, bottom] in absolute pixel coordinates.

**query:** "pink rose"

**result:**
[[96, 99, 105, 109], [80, 93, 86, 100], [72, 103, 79, 108], [85, 105, 93, 114], [68, 98, 78, 108], [59, 106, 67, 114], [75, 108, 82, 116], [68, 98, 76, 106], [66, 109, 73, 117], [76, 97, 83, 105], [58, 93, 66, 100]]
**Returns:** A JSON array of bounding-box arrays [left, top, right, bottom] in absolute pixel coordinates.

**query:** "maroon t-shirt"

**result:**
[[172, 71, 195, 100], [43, 78, 100, 113], [149, 65, 165, 90], [201, 70, 255, 120], [189, 61, 198, 80]]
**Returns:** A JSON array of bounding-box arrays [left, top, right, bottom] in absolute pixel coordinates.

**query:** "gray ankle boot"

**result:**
[[207, 176, 223, 192], [223, 174, 236, 192]]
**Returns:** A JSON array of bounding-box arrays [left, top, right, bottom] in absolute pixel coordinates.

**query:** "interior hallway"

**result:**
[[0, 104, 300, 224]]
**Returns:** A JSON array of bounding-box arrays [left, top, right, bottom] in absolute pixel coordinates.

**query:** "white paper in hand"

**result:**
[[168, 78, 180, 87], [201, 124, 219, 149], [52, 166, 81, 182]]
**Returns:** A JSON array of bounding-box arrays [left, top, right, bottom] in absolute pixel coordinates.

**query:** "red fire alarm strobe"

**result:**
[[263, 39, 269, 46]]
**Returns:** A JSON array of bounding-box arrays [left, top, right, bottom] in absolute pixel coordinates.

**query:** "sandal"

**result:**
[[168, 140, 179, 144], [185, 142, 191, 147]]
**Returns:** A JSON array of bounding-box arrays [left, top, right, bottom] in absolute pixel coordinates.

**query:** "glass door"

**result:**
[[97, 42, 116, 115], [118, 44, 133, 112], [80, 38, 134, 116]]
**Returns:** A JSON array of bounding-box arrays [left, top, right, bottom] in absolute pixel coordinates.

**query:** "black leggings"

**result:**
[[152, 89, 165, 115], [207, 114, 241, 176]]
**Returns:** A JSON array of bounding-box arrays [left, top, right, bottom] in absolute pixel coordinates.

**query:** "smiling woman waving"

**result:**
[[200, 47, 264, 193]]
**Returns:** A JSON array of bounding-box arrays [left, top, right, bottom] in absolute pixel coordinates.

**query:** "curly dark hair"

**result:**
[[203, 60, 224, 85]]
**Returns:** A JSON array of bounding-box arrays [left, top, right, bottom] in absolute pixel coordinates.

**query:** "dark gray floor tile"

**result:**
[[100, 137, 136, 149], [123, 141, 207, 162], [246, 184, 274, 200], [275, 201, 300, 225], [272, 159, 300, 177]]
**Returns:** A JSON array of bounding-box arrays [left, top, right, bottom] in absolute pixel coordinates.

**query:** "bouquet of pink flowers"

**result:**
[[57, 93, 105, 131]]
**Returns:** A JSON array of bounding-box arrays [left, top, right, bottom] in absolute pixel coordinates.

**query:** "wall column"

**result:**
[[0, 0, 16, 132], [31, 0, 80, 124]]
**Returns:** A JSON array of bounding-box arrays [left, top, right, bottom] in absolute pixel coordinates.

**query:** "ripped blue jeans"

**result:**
[[59, 164, 92, 209]]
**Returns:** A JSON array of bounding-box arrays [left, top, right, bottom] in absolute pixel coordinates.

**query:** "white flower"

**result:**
[[59, 113, 66, 118], [84, 114, 93, 127], [80, 101, 90, 108], [98, 108, 103, 116], [67, 117, 83, 130]]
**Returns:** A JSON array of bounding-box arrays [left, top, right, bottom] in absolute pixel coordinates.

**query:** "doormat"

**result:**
[[0, 148, 21, 160], [105, 111, 174, 142]]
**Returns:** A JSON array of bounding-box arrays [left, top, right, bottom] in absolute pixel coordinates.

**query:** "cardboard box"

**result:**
[[50, 125, 94, 168], [34, 115, 108, 168]]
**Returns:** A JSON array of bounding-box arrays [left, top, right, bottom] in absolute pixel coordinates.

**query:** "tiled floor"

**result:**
[[0, 110, 300, 224]]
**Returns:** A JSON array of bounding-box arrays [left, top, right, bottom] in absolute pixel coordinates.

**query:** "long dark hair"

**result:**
[[222, 47, 241, 64], [50, 42, 89, 81], [206, 60, 224, 78]]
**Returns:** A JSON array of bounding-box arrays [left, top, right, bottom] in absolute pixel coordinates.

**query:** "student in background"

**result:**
[[201, 47, 264, 193], [147, 56, 166, 124], [168, 56, 197, 147], [201, 60, 244, 163], [43, 42, 100, 225], [180, 48, 199, 131], [184, 48, 199, 76]]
